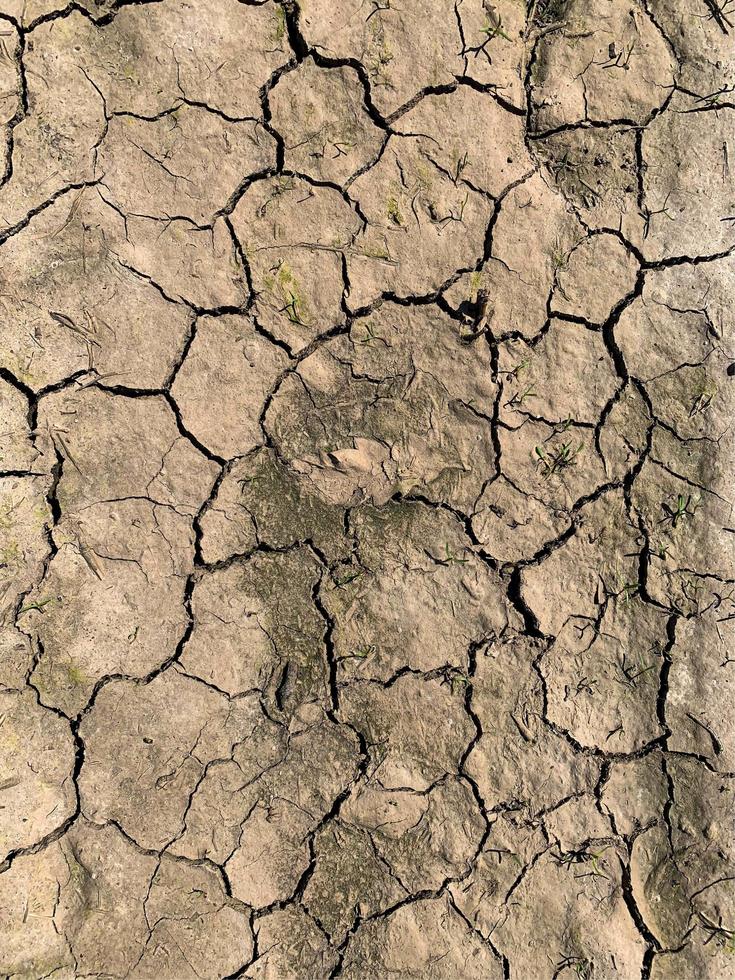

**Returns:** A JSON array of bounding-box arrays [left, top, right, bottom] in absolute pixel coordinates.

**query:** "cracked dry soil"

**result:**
[[0, 0, 734, 977]]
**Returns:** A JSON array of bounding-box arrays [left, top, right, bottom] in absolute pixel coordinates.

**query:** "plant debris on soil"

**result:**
[[0, 0, 734, 976]]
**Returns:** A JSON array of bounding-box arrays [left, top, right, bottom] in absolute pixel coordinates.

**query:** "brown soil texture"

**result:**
[[1, 0, 734, 977]]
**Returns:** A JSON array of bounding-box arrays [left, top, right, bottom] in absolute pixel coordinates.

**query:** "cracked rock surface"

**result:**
[[0, 0, 733, 977]]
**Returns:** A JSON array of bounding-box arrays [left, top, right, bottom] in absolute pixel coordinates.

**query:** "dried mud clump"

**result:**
[[0, 0, 733, 977]]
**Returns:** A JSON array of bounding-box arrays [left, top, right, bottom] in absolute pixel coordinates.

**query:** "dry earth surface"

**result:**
[[0, 0, 734, 976]]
